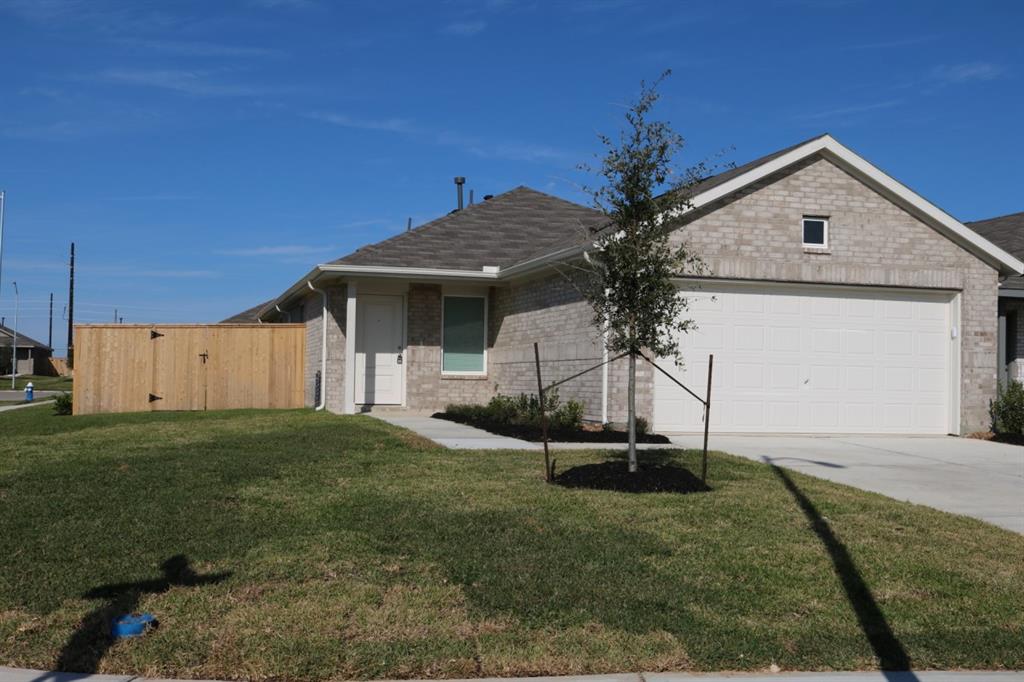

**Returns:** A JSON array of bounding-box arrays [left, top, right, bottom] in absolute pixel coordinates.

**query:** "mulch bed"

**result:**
[[554, 460, 710, 494], [432, 412, 671, 444]]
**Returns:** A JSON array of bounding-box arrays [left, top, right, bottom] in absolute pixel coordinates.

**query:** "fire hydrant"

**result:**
[[24, 382, 34, 402]]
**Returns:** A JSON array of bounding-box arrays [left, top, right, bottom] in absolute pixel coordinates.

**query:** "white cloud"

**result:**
[[216, 245, 336, 257], [118, 39, 283, 58], [931, 62, 1004, 84], [307, 111, 417, 134], [798, 99, 902, 121], [440, 20, 487, 36], [308, 111, 572, 163], [91, 68, 278, 97], [843, 35, 940, 51]]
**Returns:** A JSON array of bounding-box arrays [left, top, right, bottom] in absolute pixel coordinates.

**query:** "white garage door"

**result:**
[[654, 282, 956, 435]]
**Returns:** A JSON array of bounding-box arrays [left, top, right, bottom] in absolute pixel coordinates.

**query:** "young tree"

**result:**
[[570, 71, 717, 472]]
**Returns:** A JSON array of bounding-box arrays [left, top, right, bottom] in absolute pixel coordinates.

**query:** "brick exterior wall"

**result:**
[[674, 155, 998, 433], [296, 285, 346, 412], [405, 284, 496, 409], [488, 274, 651, 424]]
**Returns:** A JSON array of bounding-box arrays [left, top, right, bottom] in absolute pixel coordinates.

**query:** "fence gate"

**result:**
[[73, 324, 304, 415]]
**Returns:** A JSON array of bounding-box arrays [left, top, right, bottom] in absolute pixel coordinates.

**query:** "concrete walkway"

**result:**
[[0, 399, 54, 413], [670, 434, 1024, 534], [373, 415, 681, 451], [373, 415, 540, 449], [0, 389, 61, 401], [2, 666, 1022, 682]]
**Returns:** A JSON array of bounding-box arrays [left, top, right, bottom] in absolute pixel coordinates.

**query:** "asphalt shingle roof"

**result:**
[[966, 212, 1024, 289], [220, 299, 275, 323], [332, 187, 607, 271], [0, 324, 51, 351]]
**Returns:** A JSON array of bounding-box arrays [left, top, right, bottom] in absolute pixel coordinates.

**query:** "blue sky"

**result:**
[[0, 0, 1021, 352]]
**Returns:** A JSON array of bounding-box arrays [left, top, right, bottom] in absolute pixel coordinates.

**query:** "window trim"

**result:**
[[440, 294, 488, 376], [802, 216, 829, 248]]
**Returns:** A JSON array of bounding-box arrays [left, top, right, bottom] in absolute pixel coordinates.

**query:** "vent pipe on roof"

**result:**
[[469, 189, 474, 206], [454, 176, 465, 210], [406, 217, 412, 232]]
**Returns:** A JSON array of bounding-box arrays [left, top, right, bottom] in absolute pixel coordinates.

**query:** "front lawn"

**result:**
[[7, 374, 73, 391], [0, 408, 1021, 680]]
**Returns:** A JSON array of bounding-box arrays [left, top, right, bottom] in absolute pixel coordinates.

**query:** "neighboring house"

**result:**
[[964, 211, 1024, 385], [241, 134, 1022, 436], [0, 324, 53, 376], [220, 300, 275, 324]]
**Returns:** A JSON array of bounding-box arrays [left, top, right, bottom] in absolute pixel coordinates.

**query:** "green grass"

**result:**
[[7, 374, 73, 391], [0, 408, 1021, 680]]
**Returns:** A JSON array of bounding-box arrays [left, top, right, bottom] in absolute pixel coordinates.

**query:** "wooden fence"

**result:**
[[73, 324, 305, 415], [48, 357, 72, 377]]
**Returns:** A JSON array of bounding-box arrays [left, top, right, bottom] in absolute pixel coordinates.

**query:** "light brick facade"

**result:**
[[673, 156, 997, 433], [405, 283, 495, 408], [488, 274, 652, 424], [295, 154, 997, 433], [295, 285, 346, 412]]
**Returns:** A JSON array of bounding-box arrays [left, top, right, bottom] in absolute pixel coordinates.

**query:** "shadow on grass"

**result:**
[[554, 459, 710, 494], [55, 555, 230, 673], [769, 462, 916, 678]]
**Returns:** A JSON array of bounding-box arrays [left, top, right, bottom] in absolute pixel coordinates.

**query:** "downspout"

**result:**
[[308, 281, 328, 411], [601, 325, 609, 424]]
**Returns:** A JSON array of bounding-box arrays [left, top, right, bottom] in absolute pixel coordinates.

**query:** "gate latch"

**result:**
[[199, 351, 209, 364]]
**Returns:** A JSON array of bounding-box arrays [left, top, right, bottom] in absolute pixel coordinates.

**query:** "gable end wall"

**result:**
[[673, 155, 997, 433]]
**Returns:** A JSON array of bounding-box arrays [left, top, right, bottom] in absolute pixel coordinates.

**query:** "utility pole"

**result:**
[[10, 281, 18, 389], [67, 242, 75, 369], [48, 292, 53, 348], [0, 190, 5, 302]]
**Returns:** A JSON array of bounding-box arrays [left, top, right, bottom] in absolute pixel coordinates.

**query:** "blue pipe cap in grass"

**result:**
[[111, 613, 157, 638]]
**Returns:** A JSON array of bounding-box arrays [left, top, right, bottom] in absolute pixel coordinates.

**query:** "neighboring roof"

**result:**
[[220, 299, 274, 323], [966, 212, 1024, 290], [333, 186, 607, 271], [0, 324, 51, 351]]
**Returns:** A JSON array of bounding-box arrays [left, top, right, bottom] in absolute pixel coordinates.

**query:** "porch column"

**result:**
[[344, 281, 358, 414], [998, 313, 1007, 386]]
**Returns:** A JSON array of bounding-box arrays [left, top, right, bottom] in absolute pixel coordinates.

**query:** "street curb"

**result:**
[[3, 667, 1024, 682]]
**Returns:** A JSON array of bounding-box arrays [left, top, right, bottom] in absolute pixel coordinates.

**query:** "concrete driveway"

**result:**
[[669, 434, 1024, 534]]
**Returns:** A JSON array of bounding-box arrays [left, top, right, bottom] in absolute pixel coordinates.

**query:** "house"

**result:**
[[0, 324, 53, 376], [243, 134, 1023, 436], [964, 211, 1024, 386]]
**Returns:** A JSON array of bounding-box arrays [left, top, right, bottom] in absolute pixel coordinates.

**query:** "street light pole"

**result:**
[[11, 281, 18, 389]]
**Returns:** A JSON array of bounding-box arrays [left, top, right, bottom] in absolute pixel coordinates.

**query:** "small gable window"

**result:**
[[442, 296, 486, 374], [802, 216, 828, 248]]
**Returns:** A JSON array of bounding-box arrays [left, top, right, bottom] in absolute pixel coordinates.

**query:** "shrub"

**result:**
[[53, 392, 72, 416], [991, 380, 1024, 434], [444, 389, 583, 435], [634, 416, 649, 437]]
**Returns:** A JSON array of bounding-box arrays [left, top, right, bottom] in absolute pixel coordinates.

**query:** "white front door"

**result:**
[[355, 294, 404, 405], [654, 282, 956, 435]]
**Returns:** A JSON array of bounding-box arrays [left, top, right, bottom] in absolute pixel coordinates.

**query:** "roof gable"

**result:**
[[0, 324, 51, 351], [679, 135, 1024, 276]]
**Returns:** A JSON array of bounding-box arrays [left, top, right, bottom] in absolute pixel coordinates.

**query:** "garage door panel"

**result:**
[[654, 283, 953, 434], [770, 295, 802, 315]]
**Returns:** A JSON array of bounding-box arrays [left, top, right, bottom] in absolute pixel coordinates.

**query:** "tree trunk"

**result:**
[[627, 350, 637, 473]]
